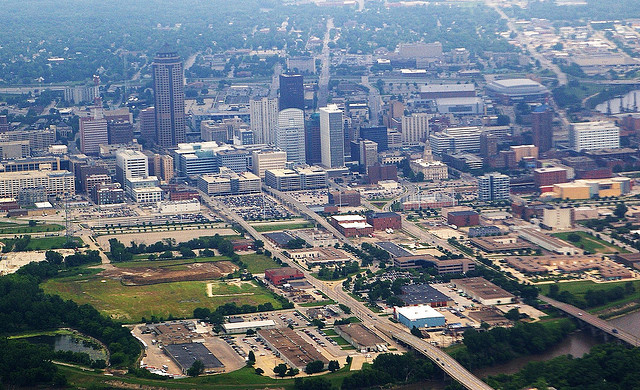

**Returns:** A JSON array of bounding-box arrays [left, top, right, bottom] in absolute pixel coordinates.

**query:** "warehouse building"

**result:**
[[222, 320, 276, 334], [335, 323, 387, 352], [394, 305, 446, 329], [401, 284, 454, 307], [164, 343, 224, 374], [452, 277, 515, 305], [258, 328, 328, 370]]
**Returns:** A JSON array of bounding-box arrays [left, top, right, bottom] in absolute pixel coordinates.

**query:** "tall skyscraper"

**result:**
[[276, 108, 306, 164], [305, 113, 322, 165], [532, 105, 553, 153], [401, 113, 430, 145], [80, 108, 108, 155], [250, 97, 278, 144], [478, 172, 511, 201], [320, 105, 345, 168], [139, 107, 156, 144], [279, 74, 304, 111], [152, 45, 185, 148]]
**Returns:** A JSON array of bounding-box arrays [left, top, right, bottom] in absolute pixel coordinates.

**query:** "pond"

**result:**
[[27, 333, 107, 361]]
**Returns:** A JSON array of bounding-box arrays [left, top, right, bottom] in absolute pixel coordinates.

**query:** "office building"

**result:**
[[160, 155, 174, 183], [201, 120, 229, 143], [115, 149, 148, 189], [251, 150, 287, 178], [360, 126, 388, 152], [435, 97, 484, 115], [569, 121, 620, 151], [107, 120, 134, 145], [401, 113, 430, 145], [429, 126, 481, 155], [264, 166, 328, 191], [92, 183, 125, 206], [139, 107, 156, 144], [305, 113, 322, 165], [0, 116, 7, 133], [532, 105, 553, 152], [198, 168, 261, 196], [0, 141, 30, 159], [319, 104, 344, 168], [275, 108, 306, 164], [0, 170, 75, 198], [152, 45, 186, 148], [79, 113, 108, 155], [478, 172, 510, 201], [250, 97, 278, 144], [279, 74, 304, 111], [359, 140, 378, 170], [2, 128, 56, 152]]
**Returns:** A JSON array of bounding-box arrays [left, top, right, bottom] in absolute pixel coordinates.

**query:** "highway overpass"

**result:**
[[540, 295, 639, 346]]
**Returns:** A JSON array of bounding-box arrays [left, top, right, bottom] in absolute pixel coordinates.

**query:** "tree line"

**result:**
[[0, 260, 142, 386], [547, 282, 636, 309], [449, 319, 576, 369]]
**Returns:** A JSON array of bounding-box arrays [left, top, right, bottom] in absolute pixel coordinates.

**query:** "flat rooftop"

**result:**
[[395, 304, 444, 321], [376, 241, 413, 257], [222, 320, 276, 331], [164, 343, 223, 372], [401, 284, 453, 306], [263, 231, 296, 246], [335, 323, 386, 347], [453, 277, 515, 301], [258, 327, 327, 368]]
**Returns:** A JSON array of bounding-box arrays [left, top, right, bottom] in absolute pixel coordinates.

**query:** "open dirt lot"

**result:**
[[100, 261, 238, 285], [0, 249, 77, 275], [96, 228, 237, 248]]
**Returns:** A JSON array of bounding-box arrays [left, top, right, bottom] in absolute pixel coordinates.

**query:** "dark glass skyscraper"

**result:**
[[152, 45, 185, 148], [532, 104, 553, 153], [305, 113, 321, 165], [360, 126, 388, 151], [279, 73, 304, 111]]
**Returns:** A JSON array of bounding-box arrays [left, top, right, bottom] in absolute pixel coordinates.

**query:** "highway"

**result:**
[[317, 18, 333, 108], [199, 190, 493, 389], [539, 295, 639, 346]]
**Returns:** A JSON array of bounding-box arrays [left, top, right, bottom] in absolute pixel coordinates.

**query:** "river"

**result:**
[[609, 309, 640, 339], [595, 89, 640, 114]]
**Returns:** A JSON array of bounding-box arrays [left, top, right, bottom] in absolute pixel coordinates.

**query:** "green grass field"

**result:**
[[552, 231, 629, 254], [112, 256, 231, 269], [0, 222, 64, 235], [41, 275, 281, 323], [60, 362, 355, 390], [251, 222, 312, 232], [539, 280, 640, 312], [240, 254, 281, 274], [2, 236, 81, 251]]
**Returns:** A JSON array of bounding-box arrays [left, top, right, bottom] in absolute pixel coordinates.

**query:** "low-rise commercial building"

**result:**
[[401, 284, 454, 307], [366, 212, 402, 230], [452, 277, 515, 305], [258, 327, 328, 370], [264, 166, 328, 191], [328, 190, 361, 207], [393, 255, 475, 274], [198, 168, 261, 196], [335, 323, 387, 352], [265, 267, 304, 285], [518, 228, 580, 255], [394, 305, 446, 328], [222, 320, 276, 334], [447, 210, 479, 227]]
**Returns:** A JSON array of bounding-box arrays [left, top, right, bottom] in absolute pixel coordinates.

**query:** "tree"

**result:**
[[255, 367, 264, 375], [45, 250, 63, 265], [28, 220, 37, 227], [187, 360, 204, 377], [274, 363, 288, 377], [505, 308, 520, 321], [328, 360, 340, 372], [286, 367, 299, 376], [411, 326, 423, 338], [247, 351, 256, 365], [305, 360, 325, 374], [567, 233, 581, 243], [614, 203, 628, 219]]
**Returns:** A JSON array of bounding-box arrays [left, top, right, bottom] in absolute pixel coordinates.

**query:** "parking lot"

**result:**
[[218, 194, 295, 221], [288, 190, 328, 205]]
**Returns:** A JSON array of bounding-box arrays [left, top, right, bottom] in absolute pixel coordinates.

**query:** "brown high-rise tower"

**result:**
[[152, 45, 185, 148], [532, 105, 553, 153]]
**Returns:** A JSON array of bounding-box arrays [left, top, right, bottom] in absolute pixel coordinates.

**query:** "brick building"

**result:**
[[265, 267, 304, 286], [366, 212, 402, 231], [447, 210, 479, 227], [534, 167, 567, 188], [328, 190, 361, 207]]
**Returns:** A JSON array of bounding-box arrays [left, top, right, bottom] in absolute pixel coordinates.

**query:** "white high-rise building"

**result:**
[[478, 172, 510, 201], [319, 105, 345, 168], [569, 121, 620, 151], [250, 97, 279, 144], [116, 150, 149, 188], [276, 108, 306, 164], [429, 126, 481, 155], [80, 107, 108, 155], [401, 113, 430, 145]]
